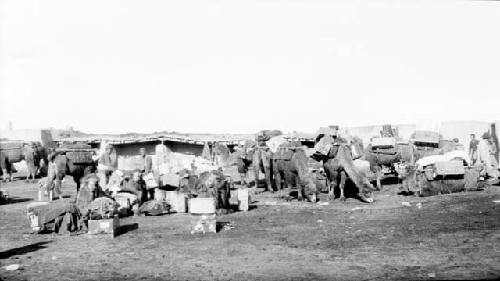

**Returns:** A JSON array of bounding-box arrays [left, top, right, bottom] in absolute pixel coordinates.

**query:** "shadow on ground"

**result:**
[[0, 197, 33, 205], [116, 223, 139, 237], [0, 241, 52, 259]]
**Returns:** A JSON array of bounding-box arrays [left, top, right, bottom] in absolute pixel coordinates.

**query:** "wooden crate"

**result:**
[[88, 216, 120, 237], [237, 188, 249, 211], [189, 198, 216, 214]]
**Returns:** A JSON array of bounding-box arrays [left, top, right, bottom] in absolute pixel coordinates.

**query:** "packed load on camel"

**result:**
[[177, 169, 232, 214], [272, 140, 318, 202], [1, 140, 49, 183], [414, 151, 482, 196], [235, 130, 283, 192], [311, 130, 375, 203]]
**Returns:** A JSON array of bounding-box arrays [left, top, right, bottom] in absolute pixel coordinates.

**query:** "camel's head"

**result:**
[[304, 178, 318, 203], [359, 181, 375, 203]]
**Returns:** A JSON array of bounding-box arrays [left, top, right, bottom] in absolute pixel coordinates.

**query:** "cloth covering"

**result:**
[[139, 200, 170, 216], [266, 136, 288, 154], [416, 150, 471, 170], [27, 200, 81, 230], [314, 136, 334, 156]]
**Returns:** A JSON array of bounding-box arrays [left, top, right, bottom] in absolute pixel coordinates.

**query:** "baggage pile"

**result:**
[[415, 151, 479, 196]]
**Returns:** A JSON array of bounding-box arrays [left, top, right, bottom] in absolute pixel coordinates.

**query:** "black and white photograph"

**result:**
[[1, 0, 499, 280]]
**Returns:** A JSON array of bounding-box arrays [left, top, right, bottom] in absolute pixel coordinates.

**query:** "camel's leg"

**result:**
[[75, 178, 81, 194], [2, 169, 8, 182], [376, 167, 382, 190], [263, 165, 273, 192], [38, 190, 43, 201], [328, 170, 338, 200], [253, 163, 260, 191], [339, 171, 347, 202], [284, 180, 292, 201], [274, 168, 282, 195], [54, 177, 63, 200]]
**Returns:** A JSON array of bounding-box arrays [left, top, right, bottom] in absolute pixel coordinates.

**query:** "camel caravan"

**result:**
[[1, 123, 499, 235]]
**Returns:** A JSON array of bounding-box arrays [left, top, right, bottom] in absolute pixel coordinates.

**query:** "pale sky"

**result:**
[[1, 0, 499, 134]]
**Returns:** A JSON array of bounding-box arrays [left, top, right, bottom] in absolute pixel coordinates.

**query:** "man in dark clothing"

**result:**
[[120, 171, 147, 204], [469, 134, 479, 165]]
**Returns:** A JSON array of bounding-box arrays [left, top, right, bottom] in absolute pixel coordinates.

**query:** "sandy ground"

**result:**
[[1, 168, 500, 281]]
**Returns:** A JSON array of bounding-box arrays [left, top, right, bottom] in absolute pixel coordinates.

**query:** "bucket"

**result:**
[[237, 188, 249, 211], [154, 189, 167, 201], [166, 191, 186, 213], [188, 198, 216, 214]]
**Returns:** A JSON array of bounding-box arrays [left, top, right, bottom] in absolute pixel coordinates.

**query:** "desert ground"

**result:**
[[1, 168, 500, 281]]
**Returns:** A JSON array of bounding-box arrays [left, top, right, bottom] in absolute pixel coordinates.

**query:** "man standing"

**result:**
[[98, 144, 117, 186], [137, 147, 154, 200], [138, 148, 152, 174], [477, 132, 496, 179], [469, 134, 479, 165]]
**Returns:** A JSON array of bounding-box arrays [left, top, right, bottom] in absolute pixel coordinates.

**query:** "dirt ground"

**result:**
[[1, 168, 500, 281]]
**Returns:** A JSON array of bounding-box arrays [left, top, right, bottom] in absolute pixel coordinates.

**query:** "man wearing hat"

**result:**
[[477, 132, 499, 179]]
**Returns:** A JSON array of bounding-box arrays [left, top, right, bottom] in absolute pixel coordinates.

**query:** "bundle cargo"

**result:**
[[416, 176, 466, 196], [371, 137, 396, 149], [416, 151, 470, 170], [138, 200, 170, 216], [414, 152, 478, 197], [413, 130, 441, 145], [266, 136, 288, 154], [313, 136, 334, 156], [65, 151, 94, 164], [273, 147, 294, 161], [364, 145, 400, 167], [0, 141, 24, 163], [416, 165, 482, 196]]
